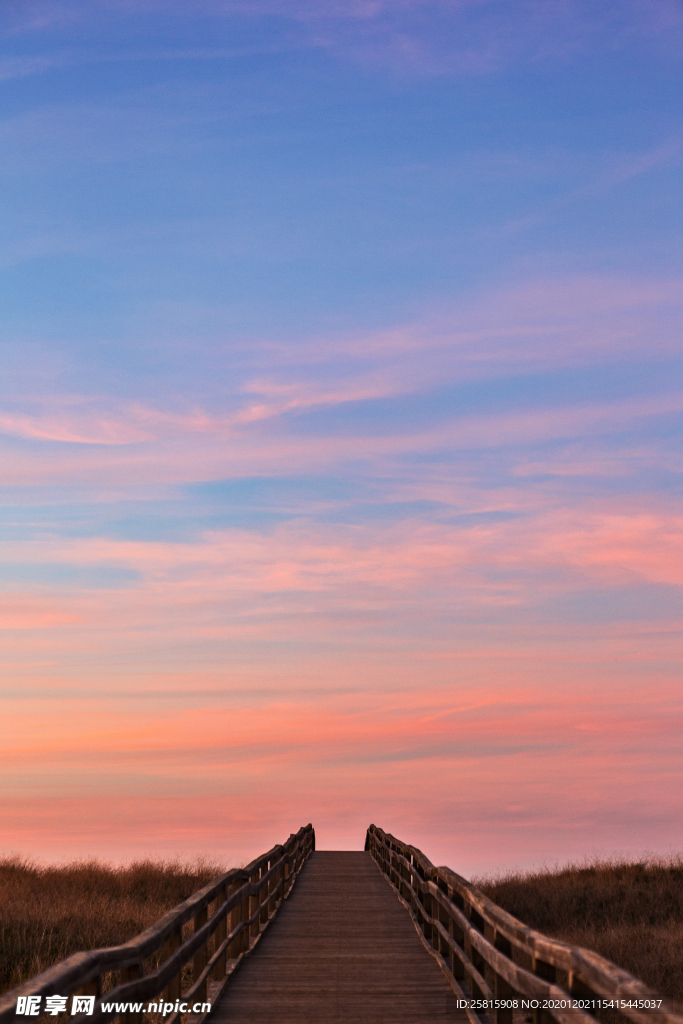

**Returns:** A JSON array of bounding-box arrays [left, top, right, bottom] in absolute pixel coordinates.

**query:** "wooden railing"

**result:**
[[365, 824, 683, 1024], [0, 825, 314, 1024]]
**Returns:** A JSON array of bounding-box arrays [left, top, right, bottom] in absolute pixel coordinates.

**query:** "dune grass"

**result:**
[[476, 857, 683, 1005], [3, 853, 682, 1006], [0, 855, 225, 996]]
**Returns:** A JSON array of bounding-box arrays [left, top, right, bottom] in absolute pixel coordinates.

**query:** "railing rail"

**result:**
[[365, 824, 683, 1024], [0, 825, 315, 1024]]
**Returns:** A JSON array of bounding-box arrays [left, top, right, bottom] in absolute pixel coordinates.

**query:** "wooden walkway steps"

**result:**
[[212, 850, 465, 1023]]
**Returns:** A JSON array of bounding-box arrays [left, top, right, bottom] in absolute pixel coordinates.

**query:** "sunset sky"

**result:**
[[1, 0, 682, 877]]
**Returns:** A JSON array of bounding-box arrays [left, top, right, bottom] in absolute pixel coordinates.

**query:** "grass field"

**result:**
[[2, 854, 682, 1005], [0, 856, 224, 995], [477, 858, 683, 1005]]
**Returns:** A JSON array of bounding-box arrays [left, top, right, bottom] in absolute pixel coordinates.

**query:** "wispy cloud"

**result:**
[[2, 0, 681, 869], [3, 665, 681, 867], [0, 54, 67, 80], [2, 271, 678, 459], [4, 0, 681, 80]]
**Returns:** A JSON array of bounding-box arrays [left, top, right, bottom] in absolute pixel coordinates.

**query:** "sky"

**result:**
[[1, 0, 682, 878]]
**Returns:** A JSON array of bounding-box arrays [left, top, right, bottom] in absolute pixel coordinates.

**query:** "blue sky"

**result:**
[[1, 0, 682, 869]]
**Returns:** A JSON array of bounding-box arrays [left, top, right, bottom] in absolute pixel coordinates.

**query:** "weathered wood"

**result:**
[[249, 868, 260, 939], [4, 822, 681, 1024], [122, 966, 142, 1024], [162, 928, 182, 1001], [213, 851, 466, 1023], [0, 825, 314, 1024], [366, 825, 683, 1024], [213, 891, 227, 980], [494, 932, 514, 1024], [192, 906, 208, 1003]]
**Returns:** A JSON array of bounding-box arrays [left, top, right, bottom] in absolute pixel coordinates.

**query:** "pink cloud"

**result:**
[[537, 513, 683, 586], [1, 499, 681, 695], [0, 270, 678, 488], [2, 670, 681, 871], [0, 597, 80, 629], [0, 409, 151, 445], [0, 374, 400, 447], [1, 273, 680, 872], [229, 276, 683, 432], [0, 386, 679, 501]]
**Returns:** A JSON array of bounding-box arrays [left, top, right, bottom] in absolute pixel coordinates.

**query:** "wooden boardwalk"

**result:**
[[212, 850, 464, 1023], [5, 826, 676, 1024]]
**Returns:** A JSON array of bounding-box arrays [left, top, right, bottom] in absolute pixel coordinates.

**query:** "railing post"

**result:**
[[533, 956, 556, 1024], [569, 972, 594, 999], [228, 880, 243, 959], [193, 904, 208, 1003], [122, 964, 142, 1024], [462, 899, 483, 999], [75, 977, 101, 999], [422, 885, 433, 945], [260, 864, 269, 924], [429, 875, 441, 952], [268, 860, 277, 915], [451, 925, 466, 987], [435, 879, 451, 963], [249, 868, 260, 940], [214, 889, 227, 980], [242, 877, 251, 949], [163, 926, 183, 1001], [493, 930, 514, 1024], [417, 881, 427, 939]]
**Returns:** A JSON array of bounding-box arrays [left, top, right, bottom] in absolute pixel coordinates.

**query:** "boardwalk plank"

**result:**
[[212, 850, 465, 1023]]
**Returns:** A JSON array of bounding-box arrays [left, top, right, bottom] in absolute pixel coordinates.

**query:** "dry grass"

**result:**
[[4, 852, 682, 1008], [476, 857, 683, 1005], [0, 855, 225, 996]]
